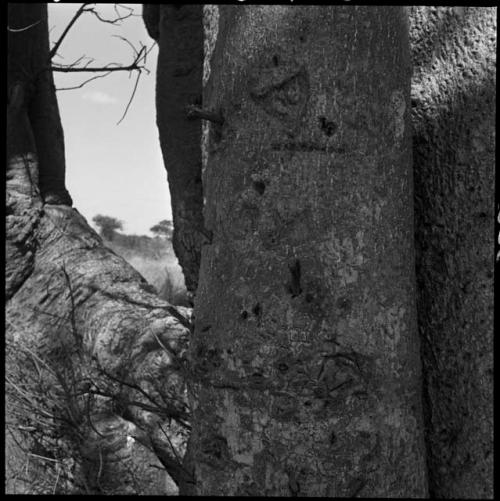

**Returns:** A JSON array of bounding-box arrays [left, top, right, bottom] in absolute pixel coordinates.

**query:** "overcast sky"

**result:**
[[48, 3, 171, 236]]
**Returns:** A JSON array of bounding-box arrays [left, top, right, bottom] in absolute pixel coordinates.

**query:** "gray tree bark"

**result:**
[[143, 4, 205, 295], [7, 3, 72, 206], [410, 7, 495, 499], [185, 6, 428, 496], [7, 3, 494, 497]]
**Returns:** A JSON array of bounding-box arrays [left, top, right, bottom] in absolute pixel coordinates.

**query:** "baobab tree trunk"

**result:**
[[6, 4, 190, 494], [410, 7, 495, 498], [143, 4, 205, 294], [185, 6, 428, 496], [7, 3, 72, 207]]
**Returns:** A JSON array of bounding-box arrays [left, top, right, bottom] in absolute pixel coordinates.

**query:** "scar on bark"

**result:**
[[287, 259, 302, 297]]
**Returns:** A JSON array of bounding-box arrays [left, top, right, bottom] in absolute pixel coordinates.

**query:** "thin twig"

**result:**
[[56, 71, 112, 91], [85, 392, 106, 439], [95, 364, 165, 411], [49, 3, 90, 60], [52, 463, 61, 494], [96, 448, 104, 490], [94, 364, 190, 427], [28, 453, 60, 463], [112, 34, 140, 56], [158, 422, 182, 464], [116, 67, 141, 125], [60, 263, 82, 350], [85, 4, 134, 25]]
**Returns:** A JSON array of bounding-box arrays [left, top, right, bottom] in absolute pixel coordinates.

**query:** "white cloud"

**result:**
[[82, 91, 118, 105]]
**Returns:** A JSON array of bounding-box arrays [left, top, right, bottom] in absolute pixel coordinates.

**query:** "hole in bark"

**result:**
[[253, 180, 266, 195], [201, 325, 212, 332], [305, 293, 314, 303], [272, 54, 279, 66], [278, 362, 288, 373], [304, 400, 311, 407], [330, 431, 336, 444], [318, 116, 337, 136], [287, 259, 302, 297], [299, 35, 305, 42], [252, 303, 262, 317], [240, 310, 249, 320]]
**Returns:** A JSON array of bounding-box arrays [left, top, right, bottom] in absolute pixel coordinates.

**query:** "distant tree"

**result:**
[[150, 219, 173, 239], [92, 214, 123, 240]]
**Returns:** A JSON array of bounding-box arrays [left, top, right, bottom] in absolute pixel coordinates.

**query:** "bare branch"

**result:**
[[56, 71, 112, 92], [63, 54, 88, 70], [51, 42, 150, 75], [84, 4, 134, 25], [49, 3, 90, 60], [116, 71, 141, 125], [48, 3, 155, 121], [51, 62, 143, 73], [142, 40, 157, 65], [49, 3, 135, 63], [112, 34, 140, 57]]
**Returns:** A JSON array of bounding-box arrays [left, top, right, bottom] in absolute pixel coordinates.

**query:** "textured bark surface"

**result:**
[[144, 4, 205, 294], [186, 6, 427, 496], [6, 4, 190, 494], [7, 3, 72, 206], [410, 7, 495, 498], [6, 170, 191, 492]]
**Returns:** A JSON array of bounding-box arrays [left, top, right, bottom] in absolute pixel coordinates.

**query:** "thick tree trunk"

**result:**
[[6, 4, 190, 494], [7, 3, 72, 206], [186, 6, 427, 496], [410, 7, 495, 498], [143, 4, 205, 294]]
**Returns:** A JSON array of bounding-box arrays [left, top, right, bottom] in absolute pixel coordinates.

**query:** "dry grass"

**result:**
[[106, 241, 189, 305]]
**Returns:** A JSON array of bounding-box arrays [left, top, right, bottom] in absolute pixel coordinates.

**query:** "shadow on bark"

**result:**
[[411, 6, 495, 498]]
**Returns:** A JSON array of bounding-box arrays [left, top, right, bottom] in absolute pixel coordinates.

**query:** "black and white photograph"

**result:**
[[5, 2, 495, 497]]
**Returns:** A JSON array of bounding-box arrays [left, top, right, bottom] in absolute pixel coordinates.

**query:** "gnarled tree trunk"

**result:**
[[6, 4, 190, 494]]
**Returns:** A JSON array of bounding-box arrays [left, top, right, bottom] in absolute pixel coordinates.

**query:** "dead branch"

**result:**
[[116, 71, 141, 125], [49, 4, 133, 61], [49, 4, 155, 123], [49, 3, 89, 60], [84, 4, 134, 25], [56, 71, 112, 92], [51, 60, 145, 73]]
